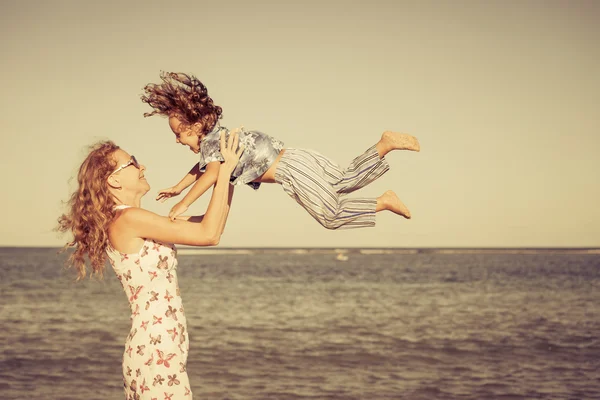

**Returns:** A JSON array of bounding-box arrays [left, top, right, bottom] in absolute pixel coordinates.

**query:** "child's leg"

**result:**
[[275, 149, 378, 230], [375, 131, 421, 157], [328, 131, 420, 194], [376, 190, 411, 219], [324, 144, 390, 194]]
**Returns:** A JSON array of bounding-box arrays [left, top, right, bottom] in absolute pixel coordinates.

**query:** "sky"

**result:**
[[1, 0, 598, 248]]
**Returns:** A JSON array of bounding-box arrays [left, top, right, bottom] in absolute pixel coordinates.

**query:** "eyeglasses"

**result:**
[[111, 156, 140, 175]]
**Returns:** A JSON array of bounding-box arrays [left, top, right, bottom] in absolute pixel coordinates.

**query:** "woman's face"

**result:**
[[169, 115, 201, 154], [110, 149, 149, 194]]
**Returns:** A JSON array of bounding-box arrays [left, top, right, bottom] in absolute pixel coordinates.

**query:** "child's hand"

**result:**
[[220, 128, 245, 174], [156, 186, 182, 203], [168, 202, 188, 221]]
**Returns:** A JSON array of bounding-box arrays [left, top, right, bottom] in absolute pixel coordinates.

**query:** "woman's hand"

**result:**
[[219, 128, 244, 174], [168, 201, 189, 221], [156, 186, 182, 202]]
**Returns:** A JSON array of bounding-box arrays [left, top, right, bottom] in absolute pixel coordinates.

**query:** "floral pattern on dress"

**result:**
[[107, 235, 192, 399]]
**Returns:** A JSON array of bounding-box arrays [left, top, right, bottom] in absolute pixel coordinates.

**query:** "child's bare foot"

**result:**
[[380, 131, 421, 153], [377, 190, 411, 219]]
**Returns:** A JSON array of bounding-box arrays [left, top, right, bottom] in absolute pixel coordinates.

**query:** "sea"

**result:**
[[0, 247, 599, 400]]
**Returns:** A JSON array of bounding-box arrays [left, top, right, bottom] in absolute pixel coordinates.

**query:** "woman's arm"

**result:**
[[119, 131, 242, 246], [175, 185, 234, 233], [175, 215, 204, 222]]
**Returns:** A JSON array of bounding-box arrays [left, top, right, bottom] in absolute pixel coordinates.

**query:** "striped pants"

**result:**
[[274, 145, 389, 230]]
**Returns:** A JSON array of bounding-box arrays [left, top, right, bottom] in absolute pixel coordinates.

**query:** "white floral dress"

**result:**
[[107, 206, 192, 399]]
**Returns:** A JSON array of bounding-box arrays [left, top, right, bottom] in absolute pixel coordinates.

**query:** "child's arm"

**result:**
[[168, 161, 221, 220], [156, 163, 202, 202]]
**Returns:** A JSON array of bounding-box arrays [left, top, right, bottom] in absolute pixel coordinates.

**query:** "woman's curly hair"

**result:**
[[57, 141, 120, 280], [141, 72, 223, 135]]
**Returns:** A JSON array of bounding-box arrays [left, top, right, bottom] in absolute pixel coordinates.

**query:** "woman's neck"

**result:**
[[113, 193, 142, 208]]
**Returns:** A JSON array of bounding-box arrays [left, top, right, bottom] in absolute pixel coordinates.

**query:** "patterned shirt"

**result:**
[[198, 124, 285, 190]]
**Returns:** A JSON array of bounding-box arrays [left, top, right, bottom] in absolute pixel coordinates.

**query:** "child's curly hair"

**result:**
[[141, 72, 223, 135]]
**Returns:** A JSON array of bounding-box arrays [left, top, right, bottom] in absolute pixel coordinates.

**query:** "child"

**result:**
[[141, 72, 420, 230]]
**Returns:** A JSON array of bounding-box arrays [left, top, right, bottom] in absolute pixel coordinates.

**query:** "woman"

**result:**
[[57, 130, 243, 399]]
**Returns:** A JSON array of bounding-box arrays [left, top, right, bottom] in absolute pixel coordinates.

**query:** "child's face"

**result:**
[[168, 115, 201, 154]]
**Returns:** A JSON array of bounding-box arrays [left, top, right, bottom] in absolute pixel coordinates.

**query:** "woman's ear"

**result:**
[[107, 175, 122, 190]]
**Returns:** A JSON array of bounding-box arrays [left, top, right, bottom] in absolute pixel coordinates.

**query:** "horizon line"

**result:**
[[2, 245, 599, 250]]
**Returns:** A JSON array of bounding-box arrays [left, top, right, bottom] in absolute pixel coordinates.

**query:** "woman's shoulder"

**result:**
[[108, 207, 149, 254], [111, 205, 144, 224], [108, 207, 160, 243]]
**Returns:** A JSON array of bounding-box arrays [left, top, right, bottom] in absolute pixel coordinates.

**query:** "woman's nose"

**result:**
[[140, 164, 146, 171]]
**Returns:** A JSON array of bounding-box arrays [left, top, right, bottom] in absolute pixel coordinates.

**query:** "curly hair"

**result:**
[[141, 72, 223, 135], [57, 141, 120, 280]]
